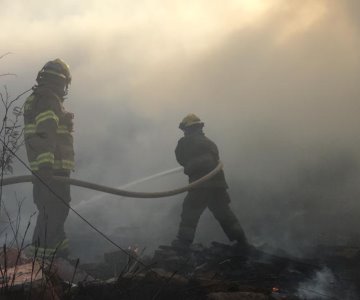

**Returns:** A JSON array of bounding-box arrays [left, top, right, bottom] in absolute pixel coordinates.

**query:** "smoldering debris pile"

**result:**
[[153, 242, 318, 287], [1, 243, 360, 300], [0, 248, 91, 300]]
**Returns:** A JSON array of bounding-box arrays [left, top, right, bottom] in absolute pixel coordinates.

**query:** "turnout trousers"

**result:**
[[176, 188, 247, 245], [32, 174, 70, 256]]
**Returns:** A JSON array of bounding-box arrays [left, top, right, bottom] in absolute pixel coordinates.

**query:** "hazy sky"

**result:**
[[1, 0, 360, 259]]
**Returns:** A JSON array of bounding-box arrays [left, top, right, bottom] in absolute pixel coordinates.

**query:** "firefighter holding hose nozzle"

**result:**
[[172, 114, 250, 254]]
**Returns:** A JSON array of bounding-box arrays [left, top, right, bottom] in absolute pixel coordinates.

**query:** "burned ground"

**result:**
[[1, 241, 359, 300]]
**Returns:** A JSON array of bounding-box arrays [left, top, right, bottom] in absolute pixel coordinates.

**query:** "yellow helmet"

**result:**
[[179, 113, 204, 130]]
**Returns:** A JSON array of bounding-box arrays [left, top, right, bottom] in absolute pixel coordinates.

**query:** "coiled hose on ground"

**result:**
[[1, 161, 223, 198]]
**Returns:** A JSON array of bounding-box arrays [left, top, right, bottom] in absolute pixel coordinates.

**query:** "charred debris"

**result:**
[[0, 241, 359, 300]]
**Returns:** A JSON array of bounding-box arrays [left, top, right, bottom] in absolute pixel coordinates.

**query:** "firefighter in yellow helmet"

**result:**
[[172, 114, 249, 252], [23, 59, 74, 258]]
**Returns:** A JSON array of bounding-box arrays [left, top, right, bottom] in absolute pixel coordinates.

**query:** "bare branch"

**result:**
[[8, 88, 32, 107], [0, 52, 12, 60], [0, 74, 17, 78], [0, 56, 31, 216]]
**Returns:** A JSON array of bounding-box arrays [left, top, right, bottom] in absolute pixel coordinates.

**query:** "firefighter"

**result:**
[[23, 59, 74, 258], [172, 114, 249, 252]]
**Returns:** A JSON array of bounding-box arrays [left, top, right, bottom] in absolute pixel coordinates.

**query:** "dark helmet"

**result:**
[[36, 58, 72, 95]]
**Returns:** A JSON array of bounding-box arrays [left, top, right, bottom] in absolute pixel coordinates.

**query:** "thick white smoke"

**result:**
[[0, 0, 360, 260]]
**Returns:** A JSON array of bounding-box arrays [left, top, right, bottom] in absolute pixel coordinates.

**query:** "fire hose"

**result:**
[[1, 161, 223, 198]]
